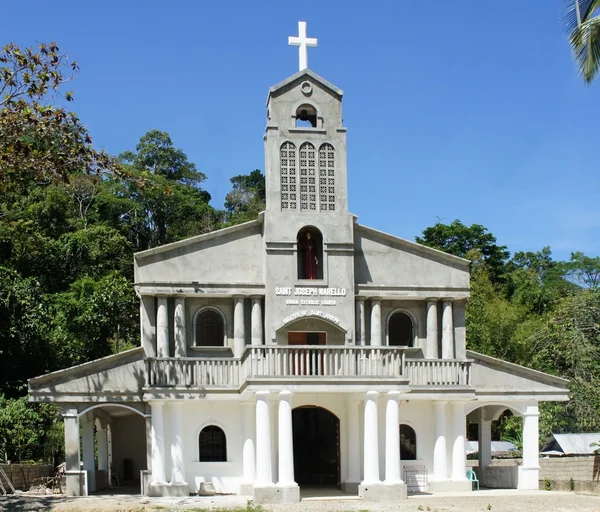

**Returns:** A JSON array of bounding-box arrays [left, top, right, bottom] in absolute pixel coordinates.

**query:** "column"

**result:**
[[173, 298, 186, 358], [63, 408, 81, 496], [82, 416, 96, 492], [150, 401, 166, 485], [520, 404, 540, 489], [278, 391, 296, 487], [370, 298, 382, 346], [478, 419, 492, 473], [170, 402, 187, 486], [97, 419, 109, 472], [384, 391, 403, 484], [453, 300, 467, 360], [432, 401, 447, 481], [426, 299, 439, 359], [451, 402, 467, 481], [362, 391, 380, 484], [441, 299, 454, 359], [356, 297, 366, 345], [234, 296, 246, 357], [156, 297, 169, 357], [255, 391, 273, 485], [251, 297, 263, 346], [345, 401, 361, 489], [140, 295, 156, 357], [241, 403, 256, 490]]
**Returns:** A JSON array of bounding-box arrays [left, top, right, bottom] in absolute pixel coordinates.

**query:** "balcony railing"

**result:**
[[145, 346, 471, 389]]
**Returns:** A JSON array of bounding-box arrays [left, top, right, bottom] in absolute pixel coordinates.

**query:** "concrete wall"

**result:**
[[0, 464, 54, 491], [539, 456, 600, 492], [111, 415, 147, 484]]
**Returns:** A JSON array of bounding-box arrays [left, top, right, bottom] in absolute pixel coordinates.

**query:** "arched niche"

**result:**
[[296, 226, 323, 280]]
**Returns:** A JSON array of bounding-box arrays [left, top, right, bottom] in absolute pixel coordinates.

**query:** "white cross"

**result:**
[[288, 21, 318, 71]]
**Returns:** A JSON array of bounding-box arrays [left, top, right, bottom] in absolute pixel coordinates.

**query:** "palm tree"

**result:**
[[564, 0, 600, 83]]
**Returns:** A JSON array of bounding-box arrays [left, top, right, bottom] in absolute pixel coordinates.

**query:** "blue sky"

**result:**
[[2, 1, 598, 260]]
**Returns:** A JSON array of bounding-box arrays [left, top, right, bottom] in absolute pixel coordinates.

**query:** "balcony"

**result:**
[[145, 346, 472, 391]]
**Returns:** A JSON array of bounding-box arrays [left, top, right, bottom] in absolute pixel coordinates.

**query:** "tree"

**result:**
[[416, 220, 509, 283], [0, 42, 119, 190], [561, 251, 600, 289], [564, 1, 600, 83], [224, 169, 266, 225]]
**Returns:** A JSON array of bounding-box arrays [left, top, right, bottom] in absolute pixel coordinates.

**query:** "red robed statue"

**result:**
[[298, 232, 318, 279]]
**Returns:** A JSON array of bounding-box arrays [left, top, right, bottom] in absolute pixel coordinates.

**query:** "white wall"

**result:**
[[111, 414, 147, 484]]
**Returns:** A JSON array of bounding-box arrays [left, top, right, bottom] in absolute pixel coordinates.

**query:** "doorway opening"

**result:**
[[288, 332, 326, 345], [292, 406, 340, 487]]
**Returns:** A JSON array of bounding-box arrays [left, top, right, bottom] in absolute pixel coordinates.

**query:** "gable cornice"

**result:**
[[267, 69, 343, 104]]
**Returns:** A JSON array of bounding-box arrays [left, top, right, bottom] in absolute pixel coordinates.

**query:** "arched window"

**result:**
[[195, 309, 225, 347], [280, 142, 297, 211], [319, 144, 335, 211], [388, 312, 414, 347], [400, 424, 417, 460], [297, 226, 323, 280], [199, 425, 227, 462], [299, 143, 317, 211], [295, 104, 317, 127]]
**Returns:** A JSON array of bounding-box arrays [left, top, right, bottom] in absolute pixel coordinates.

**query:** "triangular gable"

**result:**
[[28, 348, 145, 403], [468, 350, 569, 400], [267, 69, 343, 103]]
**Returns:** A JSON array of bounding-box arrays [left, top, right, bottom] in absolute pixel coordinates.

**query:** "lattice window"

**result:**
[[319, 143, 335, 211], [199, 425, 227, 462], [280, 142, 297, 210], [299, 143, 316, 211]]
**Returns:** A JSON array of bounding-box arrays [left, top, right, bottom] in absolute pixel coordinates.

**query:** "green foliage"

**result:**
[[224, 169, 266, 225], [0, 396, 62, 463], [544, 478, 552, 491], [570, 476, 575, 491], [564, 1, 600, 83]]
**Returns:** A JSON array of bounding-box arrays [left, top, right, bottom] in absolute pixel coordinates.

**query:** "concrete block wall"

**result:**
[[0, 464, 54, 490], [539, 456, 600, 492]]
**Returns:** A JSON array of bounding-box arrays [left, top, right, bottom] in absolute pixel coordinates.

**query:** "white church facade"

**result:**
[[29, 22, 568, 503]]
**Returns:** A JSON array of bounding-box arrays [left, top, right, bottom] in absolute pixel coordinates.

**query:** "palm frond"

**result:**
[[570, 15, 600, 82], [563, 0, 600, 33]]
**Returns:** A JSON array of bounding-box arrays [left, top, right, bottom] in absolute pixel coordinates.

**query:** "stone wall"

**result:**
[[539, 456, 600, 492], [0, 464, 54, 491]]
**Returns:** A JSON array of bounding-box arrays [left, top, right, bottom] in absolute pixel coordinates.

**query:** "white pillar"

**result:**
[[63, 408, 81, 496], [174, 298, 186, 358], [170, 402, 187, 485], [520, 404, 540, 489], [234, 296, 246, 357], [251, 298, 263, 346], [97, 420, 109, 472], [384, 391, 403, 484], [356, 297, 366, 345], [370, 298, 382, 346], [451, 402, 467, 481], [426, 299, 439, 359], [140, 295, 156, 357], [150, 401, 166, 485], [479, 419, 492, 470], [242, 403, 256, 487], [432, 401, 447, 481], [278, 391, 296, 487], [255, 391, 273, 485], [346, 400, 361, 485], [156, 297, 169, 357], [82, 416, 96, 493], [362, 391, 380, 484], [441, 299, 454, 359], [453, 300, 467, 360]]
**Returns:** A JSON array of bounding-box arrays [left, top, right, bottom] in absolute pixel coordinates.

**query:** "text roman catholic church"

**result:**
[[29, 22, 568, 503]]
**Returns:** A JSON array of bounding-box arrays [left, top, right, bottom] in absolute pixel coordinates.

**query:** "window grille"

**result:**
[[199, 425, 227, 462], [280, 142, 297, 210], [299, 143, 317, 211], [319, 143, 335, 211]]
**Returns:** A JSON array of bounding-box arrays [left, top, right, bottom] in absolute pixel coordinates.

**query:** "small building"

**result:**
[[28, 22, 569, 503], [541, 434, 600, 456]]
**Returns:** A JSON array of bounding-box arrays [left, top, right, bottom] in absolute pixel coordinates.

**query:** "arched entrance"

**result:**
[[292, 406, 340, 487]]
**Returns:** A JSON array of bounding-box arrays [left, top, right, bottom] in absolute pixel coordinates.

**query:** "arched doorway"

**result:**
[[292, 406, 340, 487]]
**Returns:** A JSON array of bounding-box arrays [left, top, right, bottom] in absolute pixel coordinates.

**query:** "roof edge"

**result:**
[[467, 350, 570, 387], [355, 223, 471, 267], [268, 69, 343, 103], [134, 218, 262, 259]]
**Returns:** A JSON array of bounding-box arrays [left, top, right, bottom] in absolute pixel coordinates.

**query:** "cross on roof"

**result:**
[[288, 21, 318, 71]]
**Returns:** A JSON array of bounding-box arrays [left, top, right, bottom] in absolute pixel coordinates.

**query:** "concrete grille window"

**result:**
[[319, 143, 335, 211], [299, 142, 316, 211], [280, 142, 297, 210], [196, 310, 224, 346], [199, 425, 227, 462]]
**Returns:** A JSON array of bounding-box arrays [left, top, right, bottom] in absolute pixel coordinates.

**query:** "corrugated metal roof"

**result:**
[[543, 433, 600, 455], [465, 441, 518, 455]]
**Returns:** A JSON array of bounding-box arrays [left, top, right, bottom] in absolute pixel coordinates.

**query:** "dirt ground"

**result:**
[[1, 490, 600, 512]]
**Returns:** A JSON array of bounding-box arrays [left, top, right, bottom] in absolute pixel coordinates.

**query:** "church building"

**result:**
[[29, 22, 569, 503]]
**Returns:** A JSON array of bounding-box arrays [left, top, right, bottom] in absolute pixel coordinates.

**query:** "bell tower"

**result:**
[[262, 22, 356, 345]]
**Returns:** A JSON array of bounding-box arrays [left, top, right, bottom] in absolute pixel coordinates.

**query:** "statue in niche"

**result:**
[[298, 232, 318, 279]]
